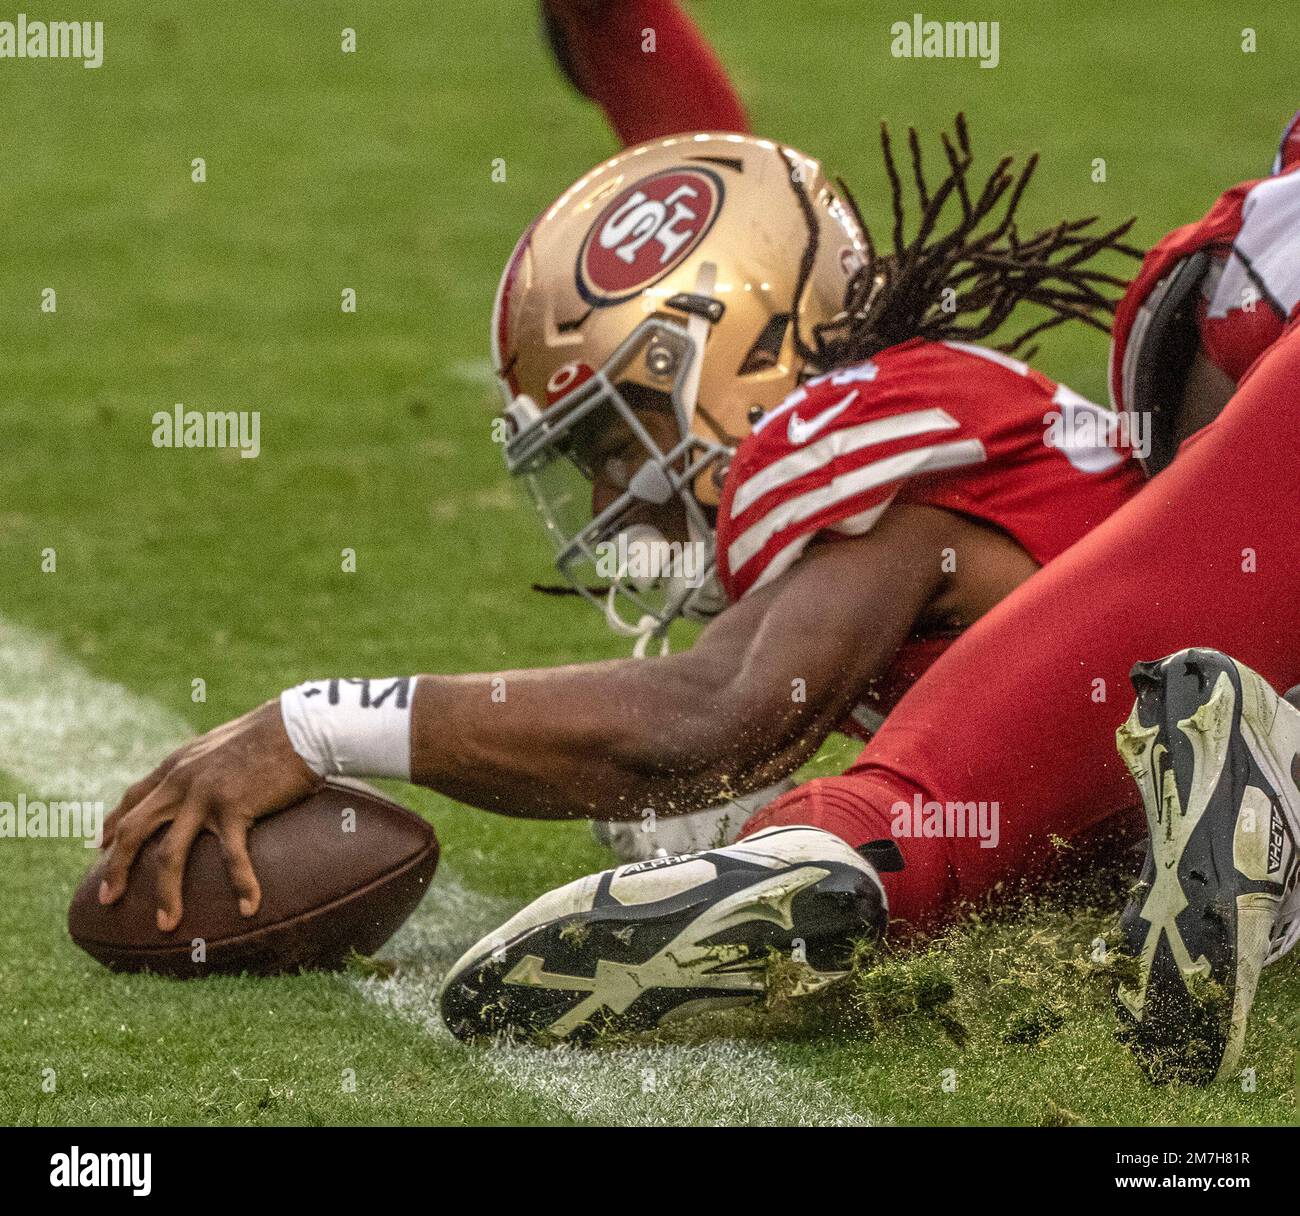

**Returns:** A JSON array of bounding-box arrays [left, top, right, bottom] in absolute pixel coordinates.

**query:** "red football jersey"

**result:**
[[715, 338, 1146, 727], [1110, 162, 1300, 406]]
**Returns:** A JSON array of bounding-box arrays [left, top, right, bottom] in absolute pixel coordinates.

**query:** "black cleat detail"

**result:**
[[1114, 648, 1298, 1084], [440, 827, 887, 1044]]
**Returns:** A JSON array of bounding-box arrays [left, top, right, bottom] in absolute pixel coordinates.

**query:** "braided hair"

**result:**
[[785, 114, 1142, 367]]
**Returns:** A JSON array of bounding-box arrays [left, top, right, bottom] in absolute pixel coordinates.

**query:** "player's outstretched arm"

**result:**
[[410, 502, 949, 818], [97, 503, 954, 926]]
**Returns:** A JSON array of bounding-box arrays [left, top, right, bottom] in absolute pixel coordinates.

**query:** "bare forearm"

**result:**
[[409, 658, 754, 819], [400, 505, 957, 822], [406, 522, 943, 820]]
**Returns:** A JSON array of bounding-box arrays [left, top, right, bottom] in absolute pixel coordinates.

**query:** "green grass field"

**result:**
[[0, 0, 1296, 1126]]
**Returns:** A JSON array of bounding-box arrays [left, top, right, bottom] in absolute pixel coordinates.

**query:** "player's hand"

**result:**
[[98, 700, 323, 931]]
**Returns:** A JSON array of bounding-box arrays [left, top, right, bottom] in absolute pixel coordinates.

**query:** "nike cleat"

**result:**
[[1114, 648, 1300, 1084], [440, 825, 895, 1044]]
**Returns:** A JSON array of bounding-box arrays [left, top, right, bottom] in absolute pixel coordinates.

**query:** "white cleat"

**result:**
[[439, 826, 897, 1044], [1115, 648, 1300, 1084]]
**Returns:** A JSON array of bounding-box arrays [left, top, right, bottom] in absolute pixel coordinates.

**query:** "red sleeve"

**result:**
[[1108, 180, 1253, 411], [716, 340, 1145, 603], [716, 345, 987, 601]]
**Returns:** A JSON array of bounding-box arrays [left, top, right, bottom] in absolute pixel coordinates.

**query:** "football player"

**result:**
[[96, 120, 1143, 1044], [725, 115, 1300, 1083], [537, 0, 1300, 1079]]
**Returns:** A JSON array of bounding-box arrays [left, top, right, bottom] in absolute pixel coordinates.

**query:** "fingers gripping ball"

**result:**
[[69, 780, 438, 977]]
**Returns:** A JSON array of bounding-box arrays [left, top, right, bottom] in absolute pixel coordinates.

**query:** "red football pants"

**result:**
[[742, 324, 1300, 932]]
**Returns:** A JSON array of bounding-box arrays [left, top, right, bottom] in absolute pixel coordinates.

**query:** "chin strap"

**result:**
[[678, 260, 717, 430], [603, 585, 670, 658]]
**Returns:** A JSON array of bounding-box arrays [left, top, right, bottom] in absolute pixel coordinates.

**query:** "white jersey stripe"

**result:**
[[746, 496, 895, 594], [831, 498, 902, 537], [940, 341, 1031, 376], [727, 437, 987, 576], [730, 408, 961, 518], [1214, 170, 1300, 318]]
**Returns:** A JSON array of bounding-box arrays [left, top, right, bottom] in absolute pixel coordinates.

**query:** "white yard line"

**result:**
[[1, 612, 877, 1126], [0, 615, 192, 803], [358, 887, 878, 1126]]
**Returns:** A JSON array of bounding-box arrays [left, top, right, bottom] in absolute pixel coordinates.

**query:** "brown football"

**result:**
[[68, 779, 438, 977]]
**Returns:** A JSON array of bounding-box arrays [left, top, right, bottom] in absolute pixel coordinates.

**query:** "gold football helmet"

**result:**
[[492, 132, 866, 649]]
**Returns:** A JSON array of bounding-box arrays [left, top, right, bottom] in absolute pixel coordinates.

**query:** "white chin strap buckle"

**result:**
[[602, 585, 669, 658]]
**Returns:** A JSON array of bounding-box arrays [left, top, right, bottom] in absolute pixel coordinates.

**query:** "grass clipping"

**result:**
[[623, 890, 1134, 1062]]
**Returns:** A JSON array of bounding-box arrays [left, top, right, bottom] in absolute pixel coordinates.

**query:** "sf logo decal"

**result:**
[[578, 167, 724, 304]]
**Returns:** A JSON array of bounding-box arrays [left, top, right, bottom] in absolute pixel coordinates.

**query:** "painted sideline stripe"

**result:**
[[0, 612, 877, 1126], [355, 886, 878, 1127], [0, 615, 192, 803]]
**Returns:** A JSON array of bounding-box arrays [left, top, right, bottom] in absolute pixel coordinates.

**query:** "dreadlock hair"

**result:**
[[784, 114, 1142, 368]]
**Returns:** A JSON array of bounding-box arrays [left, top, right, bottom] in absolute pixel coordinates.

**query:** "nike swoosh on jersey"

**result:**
[[786, 390, 858, 445]]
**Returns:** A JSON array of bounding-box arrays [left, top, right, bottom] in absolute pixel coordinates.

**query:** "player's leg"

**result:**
[[541, 0, 749, 145], [742, 321, 1300, 932]]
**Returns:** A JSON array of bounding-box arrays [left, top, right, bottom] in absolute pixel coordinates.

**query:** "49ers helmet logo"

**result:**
[[577, 167, 724, 305]]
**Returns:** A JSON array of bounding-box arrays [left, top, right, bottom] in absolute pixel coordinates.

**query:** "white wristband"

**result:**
[[280, 677, 417, 780]]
